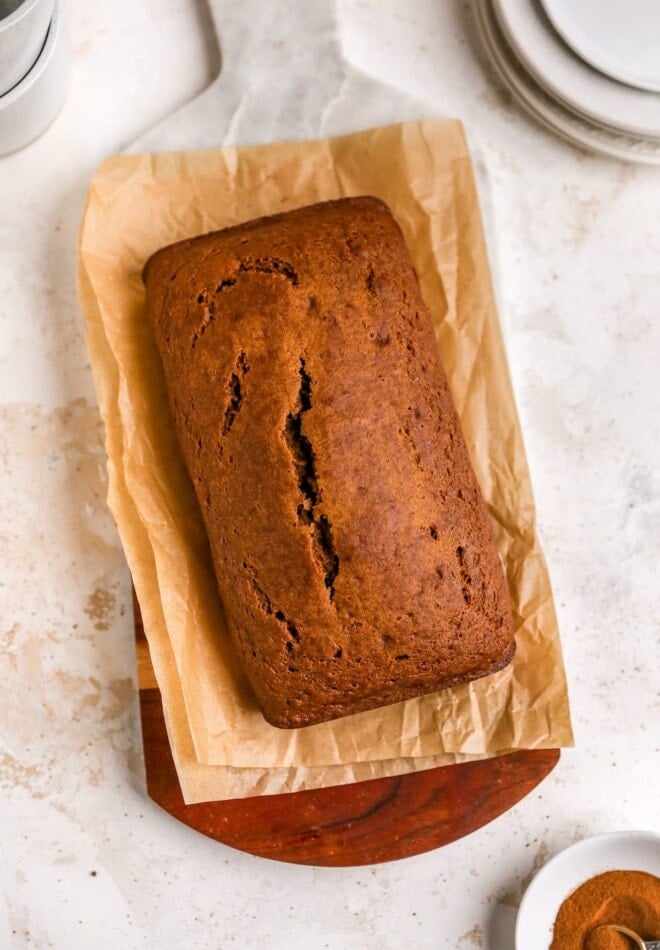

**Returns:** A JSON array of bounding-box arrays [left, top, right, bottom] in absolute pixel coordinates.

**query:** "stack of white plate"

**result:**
[[474, 0, 660, 164], [0, 0, 69, 156]]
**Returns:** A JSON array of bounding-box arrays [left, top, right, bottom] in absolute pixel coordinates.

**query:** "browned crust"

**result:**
[[144, 197, 515, 728]]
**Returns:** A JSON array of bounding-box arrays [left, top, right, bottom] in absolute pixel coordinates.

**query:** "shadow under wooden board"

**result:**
[[135, 600, 559, 866]]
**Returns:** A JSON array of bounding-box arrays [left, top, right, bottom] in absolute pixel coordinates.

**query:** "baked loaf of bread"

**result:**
[[143, 197, 514, 728]]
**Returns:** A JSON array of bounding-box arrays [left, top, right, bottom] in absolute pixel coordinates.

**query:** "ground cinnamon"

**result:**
[[550, 870, 660, 949]]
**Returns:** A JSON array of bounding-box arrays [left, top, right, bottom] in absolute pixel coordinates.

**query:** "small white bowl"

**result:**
[[0, 0, 54, 96], [0, 0, 68, 156], [515, 830, 660, 949]]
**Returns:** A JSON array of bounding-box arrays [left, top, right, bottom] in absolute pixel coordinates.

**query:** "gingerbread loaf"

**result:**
[[143, 196, 514, 728]]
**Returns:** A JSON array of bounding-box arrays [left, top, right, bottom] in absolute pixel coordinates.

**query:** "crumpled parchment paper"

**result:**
[[78, 119, 573, 803]]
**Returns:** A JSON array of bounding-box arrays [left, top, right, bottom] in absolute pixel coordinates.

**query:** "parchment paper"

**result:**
[[78, 119, 573, 803]]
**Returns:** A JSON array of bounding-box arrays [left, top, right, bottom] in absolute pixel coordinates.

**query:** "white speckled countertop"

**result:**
[[0, 1, 658, 947]]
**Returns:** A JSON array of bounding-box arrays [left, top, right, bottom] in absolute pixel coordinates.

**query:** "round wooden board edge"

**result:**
[[134, 599, 560, 866]]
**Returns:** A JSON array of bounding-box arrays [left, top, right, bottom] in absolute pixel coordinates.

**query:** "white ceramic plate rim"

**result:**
[[491, 0, 660, 140], [0, 0, 58, 108], [541, 0, 660, 93], [0, 0, 41, 33], [474, 0, 660, 165], [515, 830, 660, 950]]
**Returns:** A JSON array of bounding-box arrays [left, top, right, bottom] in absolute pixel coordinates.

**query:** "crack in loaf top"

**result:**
[[143, 196, 514, 728]]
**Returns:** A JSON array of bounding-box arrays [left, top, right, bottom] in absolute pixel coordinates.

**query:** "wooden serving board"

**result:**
[[135, 602, 559, 866], [130, 0, 559, 866]]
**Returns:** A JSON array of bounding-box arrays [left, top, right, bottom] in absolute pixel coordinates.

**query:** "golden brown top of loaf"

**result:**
[[144, 196, 514, 728]]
